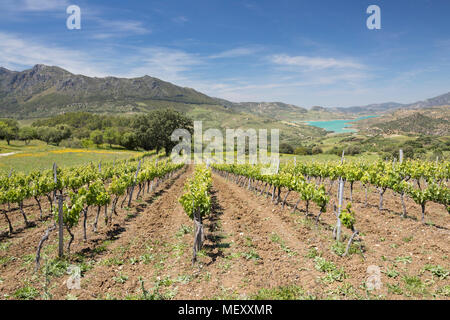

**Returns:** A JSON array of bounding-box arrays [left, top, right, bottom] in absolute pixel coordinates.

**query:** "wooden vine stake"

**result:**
[[342, 204, 360, 257], [344, 228, 359, 257], [53, 162, 57, 202], [35, 224, 56, 272], [399, 149, 407, 218], [57, 194, 64, 258], [51, 163, 65, 258], [192, 200, 204, 265], [155, 159, 160, 188], [7, 169, 12, 211], [335, 151, 345, 242], [271, 159, 280, 202], [128, 160, 141, 207]]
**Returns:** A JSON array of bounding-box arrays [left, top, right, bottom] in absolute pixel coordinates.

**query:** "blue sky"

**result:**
[[0, 0, 449, 108]]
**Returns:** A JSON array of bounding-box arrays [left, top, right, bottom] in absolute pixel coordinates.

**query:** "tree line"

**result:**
[[0, 109, 193, 154]]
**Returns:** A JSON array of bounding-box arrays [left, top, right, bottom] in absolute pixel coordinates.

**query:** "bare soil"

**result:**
[[0, 166, 449, 300]]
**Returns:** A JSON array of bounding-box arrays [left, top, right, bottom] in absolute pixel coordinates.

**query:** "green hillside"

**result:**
[[354, 106, 450, 136]]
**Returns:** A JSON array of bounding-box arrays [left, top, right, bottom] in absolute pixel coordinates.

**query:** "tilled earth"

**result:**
[[0, 166, 449, 300]]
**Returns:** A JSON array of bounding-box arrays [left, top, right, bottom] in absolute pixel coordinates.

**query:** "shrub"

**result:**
[[280, 143, 294, 154], [390, 145, 415, 160], [311, 146, 323, 154], [295, 146, 312, 155], [327, 146, 343, 156], [60, 138, 84, 148], [90, 130, 104, 146], [345, 145, 361, 156]]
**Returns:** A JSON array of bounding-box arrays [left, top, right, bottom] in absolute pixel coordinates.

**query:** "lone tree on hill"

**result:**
[[133, 109, 193, 155]]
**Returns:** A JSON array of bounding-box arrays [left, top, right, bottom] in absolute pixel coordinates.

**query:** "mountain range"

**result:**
[[336, 92, 450, 114], [0, 64, 449, 122]]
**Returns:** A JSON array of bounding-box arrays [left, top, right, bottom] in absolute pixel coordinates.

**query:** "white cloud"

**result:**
[[123, 47, 203, 83], [0, 32, 108, 77], [271, 54, 364, 70], [107, 21, 149, 34], [0, 31, 375, 106], [0, 0, 70, 12], [91, 19, 151, 38], [172, 16, 189, 24], [209, 46, 261, 59], [0, 32, 202, 85], [23, 0, 69, 11]]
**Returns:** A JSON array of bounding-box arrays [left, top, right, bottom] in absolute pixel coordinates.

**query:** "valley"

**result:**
[[0, 64, 449, 302]]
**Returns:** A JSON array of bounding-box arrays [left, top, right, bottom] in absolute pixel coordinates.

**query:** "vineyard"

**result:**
[[0, 156, 449, 300], [212, 159, 449, 224]]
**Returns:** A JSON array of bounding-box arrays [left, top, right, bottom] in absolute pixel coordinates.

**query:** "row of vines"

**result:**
[[0, 153, 184, 270], [213, 159, 449, 222], [211, 158, 449, 255], [179, 165, 212, 264]]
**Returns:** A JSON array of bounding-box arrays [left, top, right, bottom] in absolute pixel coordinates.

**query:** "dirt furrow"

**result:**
[[54, 167, 193, 299], [172, 173, 326, 299]]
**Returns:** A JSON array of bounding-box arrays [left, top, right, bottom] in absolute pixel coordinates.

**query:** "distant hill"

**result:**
[[407, 92, 450, 109], [354, 106, 450, 136], [0, 64, 342, 122], [0, 64, 218, 118], [335, 102, 405, 114], [373, 113, 449, 135], [0, 64, 328, 146], [230, 102, 307, 120], [1, 64, 448, 139], [336, 92, 450, 114]]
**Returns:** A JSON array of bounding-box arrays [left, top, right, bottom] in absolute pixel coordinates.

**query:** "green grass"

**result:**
[[251, 285, 315, 300], [305, 247, 320, 259], [0, 140, 140, 173], [124, 277, 176, 300], [314, 256, 347, 283], [395, 256, 412, 265], [270, 232, 297, 256], [385, 267, 400, 279], [212, 151, 381, 164], [242, 249, 261, 261], [327, 283, 362, 299], [171, 243, 187, 258], [139, 253, 155, 264], [13, 285, 39, 300], [175, 224, 193, 238], [113, 273, 129, 284], [100, 257, 125, 266], [402, 236, 413, 243], [387, 283, 403, 295], [435, 285, 450, 297], [402, 275, 428, 296], [0, 255, 15, 265], [44, 258, 70, 277], [0, 241, 12, 251], [330, 241, 360, 256], [422, 264, 449, 280], [280, 152, 380, 163]]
